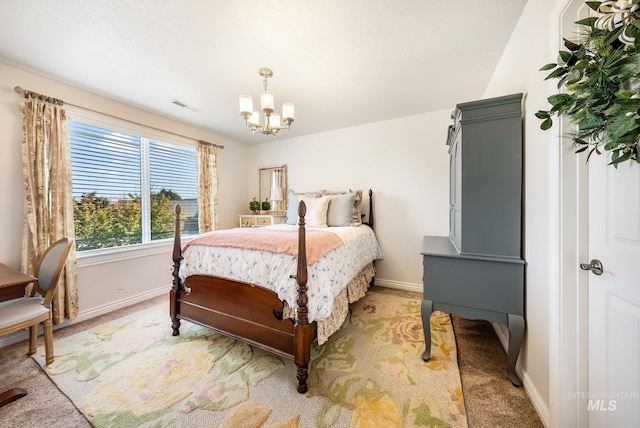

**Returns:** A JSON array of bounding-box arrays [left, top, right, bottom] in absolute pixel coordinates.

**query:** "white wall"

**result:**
[[246, 111, 452, 289], [0, 60, 248, 319]]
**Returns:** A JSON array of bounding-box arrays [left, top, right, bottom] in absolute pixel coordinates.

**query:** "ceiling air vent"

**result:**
[[171, 99, 200, 112]]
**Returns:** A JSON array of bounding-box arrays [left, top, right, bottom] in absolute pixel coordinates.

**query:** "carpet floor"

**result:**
[[0, 288, 543, 427], [452, 315, 544, 428]]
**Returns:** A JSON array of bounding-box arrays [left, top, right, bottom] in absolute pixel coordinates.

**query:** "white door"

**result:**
[[559, 2, 640, 425], [586, 153, 640, 427]]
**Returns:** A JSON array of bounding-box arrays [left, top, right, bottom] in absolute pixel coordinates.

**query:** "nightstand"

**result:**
[[239, 214, 286, 228]]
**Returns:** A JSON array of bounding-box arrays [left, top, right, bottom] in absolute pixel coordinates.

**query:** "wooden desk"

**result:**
[[0, 262, 36, 408], [0, 263, 34, 301]]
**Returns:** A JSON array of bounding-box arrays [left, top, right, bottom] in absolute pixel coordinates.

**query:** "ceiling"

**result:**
[[0, 0, 528, 144]]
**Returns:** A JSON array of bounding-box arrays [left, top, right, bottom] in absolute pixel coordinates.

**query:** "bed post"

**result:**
[[294, 200, 314, 394], [367, 189, 374, 228], [366, 190, 376, 287], [170, 203, 183, 336]]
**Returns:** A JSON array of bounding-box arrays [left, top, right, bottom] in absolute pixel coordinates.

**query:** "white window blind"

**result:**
[[68, 121, 198, 251]]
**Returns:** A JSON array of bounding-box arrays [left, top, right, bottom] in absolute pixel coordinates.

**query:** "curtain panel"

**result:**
[[197, 142, 219, 232], [20, 99, 78, 323]]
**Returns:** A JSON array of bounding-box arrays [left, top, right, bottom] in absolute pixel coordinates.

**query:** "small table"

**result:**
[[238, 214, 286, 228], [0, 263, 36, 408]]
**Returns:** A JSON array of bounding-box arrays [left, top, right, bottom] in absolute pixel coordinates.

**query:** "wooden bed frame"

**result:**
[[170, 190, 374, 393]]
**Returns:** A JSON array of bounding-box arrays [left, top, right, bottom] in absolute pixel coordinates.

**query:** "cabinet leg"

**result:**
[[421, 299, 433, 361], [507, 313, 525, 387]]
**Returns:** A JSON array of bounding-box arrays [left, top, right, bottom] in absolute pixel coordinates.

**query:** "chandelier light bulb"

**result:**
[[248, 110, 260, 126], [282, 102, 295, 120], [270, 112, 281, 128], [239, 95, 253, 115], [261, 91, 274, 112]]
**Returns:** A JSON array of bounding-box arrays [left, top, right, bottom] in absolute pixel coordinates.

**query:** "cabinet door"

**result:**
[[449, 147, 456, 241], [450, 132, 462, 250]]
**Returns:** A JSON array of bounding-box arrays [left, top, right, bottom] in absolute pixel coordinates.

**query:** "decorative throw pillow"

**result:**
[[323, 189, 363, 225], [284, 189, 299, 225], [326, 192, 358, 227], [299, 195, 330, 228], [284, 189, 323, 225]]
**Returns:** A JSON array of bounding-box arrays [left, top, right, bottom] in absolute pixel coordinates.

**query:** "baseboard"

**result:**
[[492, 323, 550, 427], [374, 278, 422, 293], [75, 285, 169, 321], [0, 285, 170, 349]]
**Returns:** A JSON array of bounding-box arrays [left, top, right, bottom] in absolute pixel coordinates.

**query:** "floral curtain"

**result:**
[[20, 98, 78, 324], [197, 141, 219, 232]]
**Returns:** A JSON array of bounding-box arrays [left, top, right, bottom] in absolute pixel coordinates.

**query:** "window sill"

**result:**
[[76, 236, 195, 268]]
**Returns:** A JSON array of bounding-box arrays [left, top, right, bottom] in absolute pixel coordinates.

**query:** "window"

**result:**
[[68, 121, 198, 252]]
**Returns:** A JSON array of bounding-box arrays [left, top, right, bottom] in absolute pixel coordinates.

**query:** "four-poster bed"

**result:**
[[170, 190, 378, 393]]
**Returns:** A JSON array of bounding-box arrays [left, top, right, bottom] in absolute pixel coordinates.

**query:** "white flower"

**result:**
[[594, 0, 640, 45]]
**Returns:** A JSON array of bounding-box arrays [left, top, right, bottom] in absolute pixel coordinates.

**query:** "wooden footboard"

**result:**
[[170, 201, 317, 393]]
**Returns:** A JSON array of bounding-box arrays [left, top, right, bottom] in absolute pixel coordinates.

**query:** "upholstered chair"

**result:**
[[0, 237, 74, 365]]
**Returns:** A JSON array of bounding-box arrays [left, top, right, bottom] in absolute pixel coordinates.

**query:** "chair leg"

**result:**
[[28, 324, 38, 356], [43, 319, 54, 365], [0, 388, 27, 408]]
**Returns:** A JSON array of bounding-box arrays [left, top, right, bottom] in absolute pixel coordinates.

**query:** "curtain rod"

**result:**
[[14, 86, 224, 150]]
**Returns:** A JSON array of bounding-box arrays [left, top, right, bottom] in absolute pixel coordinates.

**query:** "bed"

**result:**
[[170, 189, 381, 393]]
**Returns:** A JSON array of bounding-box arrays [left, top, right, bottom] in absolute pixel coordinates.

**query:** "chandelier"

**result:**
[[239, 68, 294, 136]]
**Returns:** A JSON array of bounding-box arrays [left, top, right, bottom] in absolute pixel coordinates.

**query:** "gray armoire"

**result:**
[[421, 93, 525, 386]]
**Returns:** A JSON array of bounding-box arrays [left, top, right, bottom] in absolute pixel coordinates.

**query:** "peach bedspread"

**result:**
[[184, 227, 343, 265]]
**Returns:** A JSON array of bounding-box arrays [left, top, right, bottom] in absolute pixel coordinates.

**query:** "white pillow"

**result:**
[[284, 189, 299, 225], [284, 189, 322, 225], [327, 192, 358, 226], [299, 195, 330, 228]]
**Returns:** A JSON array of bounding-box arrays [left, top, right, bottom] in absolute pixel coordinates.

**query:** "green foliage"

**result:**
[[249, 198, 260, 212], [537, 1, 640, 166], [150, 191, 177, 240], [261, 198, 271, 211], [157, 188, 182, 201], [74, 188, 182, 251]]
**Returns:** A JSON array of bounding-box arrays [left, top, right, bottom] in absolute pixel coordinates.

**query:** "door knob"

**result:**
[[580, 259, 603, 276]]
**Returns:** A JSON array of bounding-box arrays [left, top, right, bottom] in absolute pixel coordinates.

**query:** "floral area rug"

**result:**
[[32, 290, 467, 427]]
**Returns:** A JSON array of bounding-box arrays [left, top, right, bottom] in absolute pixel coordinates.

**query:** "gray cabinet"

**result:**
[[448, 94, 523, 258], [421, 93, 525, 386]]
